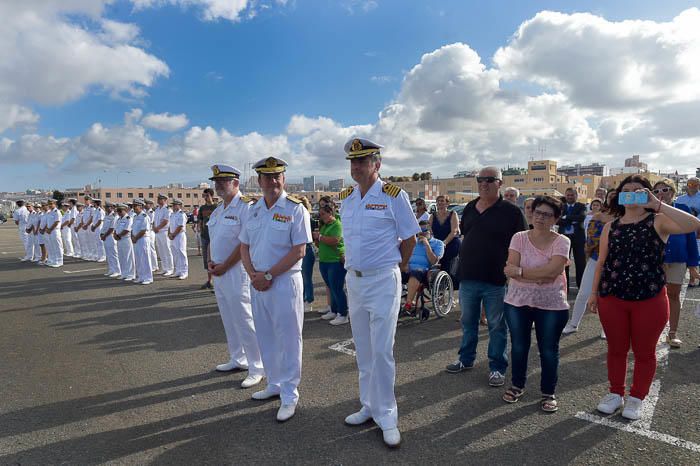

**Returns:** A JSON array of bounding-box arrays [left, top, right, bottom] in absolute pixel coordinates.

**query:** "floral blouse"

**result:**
[[586, 219, 605, 261], [599, 213, 666, 301]]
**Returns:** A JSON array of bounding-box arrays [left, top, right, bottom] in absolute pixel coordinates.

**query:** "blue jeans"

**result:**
[[302, 243, 315, 303], [458, 280, 508, 373], [503, 303, 569, 394], [319, 261, 348, 316]]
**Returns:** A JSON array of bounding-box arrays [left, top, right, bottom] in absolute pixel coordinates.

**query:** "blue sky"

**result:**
[[1, 0, 699, 191]]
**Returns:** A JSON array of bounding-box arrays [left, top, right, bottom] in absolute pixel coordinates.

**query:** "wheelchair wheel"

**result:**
[[431, 271, 454, 317]]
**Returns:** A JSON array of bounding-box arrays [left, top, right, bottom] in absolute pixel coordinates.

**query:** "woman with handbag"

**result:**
[[314, 205, 348, 325]]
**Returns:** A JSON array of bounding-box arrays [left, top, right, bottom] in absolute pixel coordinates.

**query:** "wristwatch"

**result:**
[[264, 271, 273, 281]]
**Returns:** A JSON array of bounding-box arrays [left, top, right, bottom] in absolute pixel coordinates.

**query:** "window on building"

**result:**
[[128, 192, 134, 198], [117, 192, 123, 198], [177, 193, 183, 198], [193, 193, 198, 199], [138, 193, 144, 198], [186, 193, 191, 198], [148, 193, 154, 198], [168, 193, 173, 198], [105, 192, 111, 198]]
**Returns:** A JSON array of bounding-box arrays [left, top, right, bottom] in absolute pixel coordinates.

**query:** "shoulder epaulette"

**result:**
[[382, 183, 401, 198], [239, 195, 252, 204], [339, 186, 354, 200], [286, 195, 302, 205]]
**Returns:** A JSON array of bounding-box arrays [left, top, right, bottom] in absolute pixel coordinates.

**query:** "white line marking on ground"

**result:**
[[576, 283, 694, 450], [574, 412, 700, 453], [329, 338, 356, 357], [63, 268, 105, 274]]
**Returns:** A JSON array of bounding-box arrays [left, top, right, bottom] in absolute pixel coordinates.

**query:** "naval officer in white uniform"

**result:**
[[240, 156, 312, 423], [45, 199, 64, 267], [168, 199, 189, 279], [339, 137, 419, 448], [207, 163, 264, 389], [60, 202, 75, 257], [131, 199, 153, 285], [153, 194, 174, 276], [114, 203, 136, 281], [100, 202, 121, 278], [145, 199, 159, 273], [13, 200, 30, 261]]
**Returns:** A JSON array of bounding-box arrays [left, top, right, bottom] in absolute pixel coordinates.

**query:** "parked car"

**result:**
[[448, 203, 467, 218]]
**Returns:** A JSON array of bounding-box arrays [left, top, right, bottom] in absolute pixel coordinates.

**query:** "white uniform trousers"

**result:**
[[45, 230, 55, 261], [47, 229, 64, 266], [148, 231, 158, 271], [251, 271, 303, 405], [94, 229, 106, 261], [80, 228, 94, 260], [213, 264, 264, 377], [19, 230, 30, 259], [155, 232, 174, 273], [61, 227, 74, 256], [134, 236, 153, 282], [117, 237, 135, 279], [346, 266, 401, 431], [72, 228, 82, 258], [170, 233, 188, 277], [104, 236, 121, 276], [29, 234, 40, 261]]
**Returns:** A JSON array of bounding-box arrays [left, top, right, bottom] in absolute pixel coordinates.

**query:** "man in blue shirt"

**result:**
[[402, 220, 444, 316], [676, 177, 700, 218]]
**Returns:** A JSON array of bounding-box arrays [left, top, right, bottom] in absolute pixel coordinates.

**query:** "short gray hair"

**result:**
[[479, 166, 502, 180], [504, 187, 520, 197]]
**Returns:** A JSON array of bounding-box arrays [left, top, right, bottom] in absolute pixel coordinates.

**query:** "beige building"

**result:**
[[79, 186, 209, 211]]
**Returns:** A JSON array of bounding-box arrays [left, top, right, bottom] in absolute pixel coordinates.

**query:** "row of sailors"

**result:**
[[14, 196, 188, 283]]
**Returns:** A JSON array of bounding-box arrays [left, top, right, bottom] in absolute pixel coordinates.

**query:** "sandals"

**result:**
[[541, 395, 558, 413], [502, 387, 525, 403]]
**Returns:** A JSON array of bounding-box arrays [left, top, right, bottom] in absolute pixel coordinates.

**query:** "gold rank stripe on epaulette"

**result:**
[[382, 183, 401, 198], [286, 195, 302, 204], [239, 195, 252, 204], [339, 186, 354, 200]]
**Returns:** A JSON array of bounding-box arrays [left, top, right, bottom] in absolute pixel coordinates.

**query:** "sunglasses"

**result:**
[[476, 176, 500, 183], [533, 210, 555, 219], [652, 187, 673, 194]]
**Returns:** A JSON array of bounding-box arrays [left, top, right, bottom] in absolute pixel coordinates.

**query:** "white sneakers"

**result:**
[[321, 312, 337, 321], [276, 404, 296, 422], [562, 324, 578, 334], [241, 374, 264, 389], [216, 361, 248, 372], [344, 410, 372, 425], [109, 273, 121, 278], [162, 271, 174, 277], [176, 274, 188, 280], [329, 315, 349, 326], [382, 428, 401, 448], [621, 396, 643, 420], [316, 306, 331, 314], [597, 393, 643, 419]]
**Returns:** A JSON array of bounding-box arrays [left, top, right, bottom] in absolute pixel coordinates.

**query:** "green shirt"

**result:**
[[319, 218, 345, 263]]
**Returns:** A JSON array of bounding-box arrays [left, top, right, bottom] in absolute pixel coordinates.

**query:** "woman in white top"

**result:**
[[415, 198, 430, 223]]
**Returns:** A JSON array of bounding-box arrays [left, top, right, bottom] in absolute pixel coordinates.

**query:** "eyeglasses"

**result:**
[[652, 187, 673, 194], [476, 176, 500, 183], [533, 210, 555, 219]]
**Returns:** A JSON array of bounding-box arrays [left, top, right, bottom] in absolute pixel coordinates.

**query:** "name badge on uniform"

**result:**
[[273, 213, 292, 223], [224, 215, 238, 221], [365, 203, 387, 211]]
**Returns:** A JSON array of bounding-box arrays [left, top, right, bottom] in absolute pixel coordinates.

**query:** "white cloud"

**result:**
[[130, 0, 285, 22], [141, 112, 190, 131]]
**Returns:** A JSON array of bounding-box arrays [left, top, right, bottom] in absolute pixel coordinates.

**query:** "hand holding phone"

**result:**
[[618, 191, 648, 205]]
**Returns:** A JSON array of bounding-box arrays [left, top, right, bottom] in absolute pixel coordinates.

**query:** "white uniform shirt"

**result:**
[[70, 206, 79, 222], [92, 207, 105, 228], [240, 191, 312, 273], [82, 206, 93, 227], [208, 193, 249, 264], [47, 208, 61, 231], [101, 212, 117, 234], [154, 205, 172, 231], [146, 208, 155, 224], [29, 211, 39, 232], [340, 178, 420, 271], [131, 212, 151, 236], [168, 210, 187, 235], [39, 212, 47, 231], [61, 210, 72, 227], [13, 206, 29, 228], [115, 215, 133, 236]]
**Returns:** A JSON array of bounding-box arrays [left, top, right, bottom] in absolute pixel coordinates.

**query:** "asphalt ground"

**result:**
[[0, 223, 698, 465]]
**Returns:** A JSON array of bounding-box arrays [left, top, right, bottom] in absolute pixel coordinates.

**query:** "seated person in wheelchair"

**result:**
[[402, 220, 445, 315]]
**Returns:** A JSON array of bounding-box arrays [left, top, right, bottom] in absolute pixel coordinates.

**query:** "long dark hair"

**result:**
[[608, 175, 654, 217]]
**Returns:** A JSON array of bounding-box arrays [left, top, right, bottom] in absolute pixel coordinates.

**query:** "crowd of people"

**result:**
[[9, 140, 700, 448]]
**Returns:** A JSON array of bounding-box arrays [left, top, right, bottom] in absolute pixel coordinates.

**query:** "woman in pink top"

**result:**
[[502, 196, 570, 412]]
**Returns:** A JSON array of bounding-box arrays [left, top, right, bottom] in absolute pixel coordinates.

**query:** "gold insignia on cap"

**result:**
[[351, 139, 363, 152], [213, 166, 221, 176], [265, 157, 277, 168]]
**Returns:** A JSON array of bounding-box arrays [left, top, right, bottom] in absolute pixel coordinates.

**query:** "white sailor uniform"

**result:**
[[70, 205, 82, 258], [101, 211, 121, 277], [168, 209, 189, 278], [208, 192, 264, 377], [46, 207, 64, 267], [61, 209, 74, 257], [115, 214, 135, 280], [154, 204, 174, 274], [92, 207, 106, 262], [13, 205, 30, 260], [146, 208, 158, 271], [80, 206, 95, 260], [132, 211, 153, 284], [240, 191, 312, 406], [340, 179, 420, 431]]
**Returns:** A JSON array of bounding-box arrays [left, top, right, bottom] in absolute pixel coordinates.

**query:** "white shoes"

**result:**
[[241, 375, 264, 389], [163, 271, 174, 277], [97, 258, 106, 263], [382, 428, 401, 447], [621, 396, 643, 420], [216, 361, 248, 372], [123, 277, 134, 281], [330, 315, 349, 326], [252, 386, 281, 400], [277, 404, 296, 422], [597, 393, 624, 414], [345, 410, 372, 425], [562, 324, 577, 334], [140, 280, 153, 285], [109, 273, 121, 278], [316, 306, 331, 314], [103, 272, 111, 276], [321, 312, 337, 321], [177, 275, 188, 280]]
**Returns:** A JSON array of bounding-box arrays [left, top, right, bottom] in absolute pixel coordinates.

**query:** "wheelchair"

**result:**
[[400, 263, 455, 321]]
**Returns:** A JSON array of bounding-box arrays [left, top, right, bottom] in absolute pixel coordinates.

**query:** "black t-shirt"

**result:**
[[458, 196, 528, 286], [197, 203, 217, 241]]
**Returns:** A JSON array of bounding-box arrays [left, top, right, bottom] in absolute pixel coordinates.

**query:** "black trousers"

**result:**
[[565, 233, 586, 290]]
